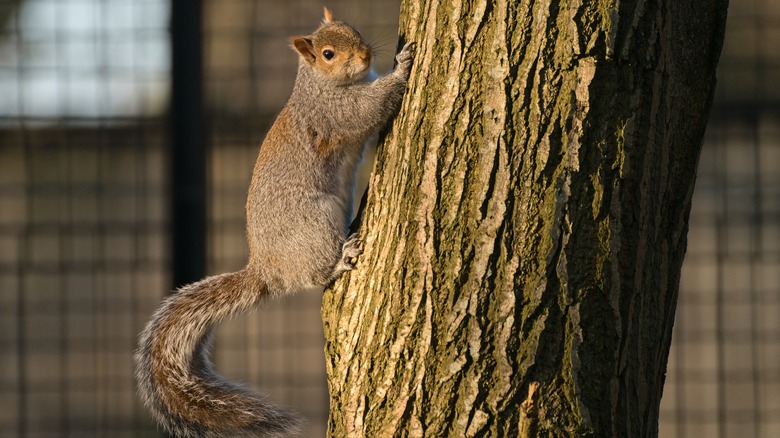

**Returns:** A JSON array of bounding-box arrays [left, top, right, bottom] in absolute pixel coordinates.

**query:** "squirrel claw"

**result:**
[[341, 233, 363, 263], [395, 41, 417, 68]]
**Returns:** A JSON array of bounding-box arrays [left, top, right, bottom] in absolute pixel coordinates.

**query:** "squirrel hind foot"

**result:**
[[326, 233, 363, 283]]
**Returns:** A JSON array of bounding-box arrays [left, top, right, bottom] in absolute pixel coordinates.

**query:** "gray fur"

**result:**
[[134, 10, 415, 437]]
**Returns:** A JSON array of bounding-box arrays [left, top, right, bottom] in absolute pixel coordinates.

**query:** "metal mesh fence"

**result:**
[[0, 1, 400, 436], [0, 0, 777, 437], [657, 0, 780, 436], [0, 0, 170, 435], [659, 112, 780, 438]]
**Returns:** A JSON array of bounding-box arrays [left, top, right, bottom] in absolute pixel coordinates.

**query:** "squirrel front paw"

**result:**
[[395, 41, 417, 78]]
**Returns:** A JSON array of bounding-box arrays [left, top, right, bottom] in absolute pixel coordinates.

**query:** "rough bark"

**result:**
[[322, 0, 728, 437]]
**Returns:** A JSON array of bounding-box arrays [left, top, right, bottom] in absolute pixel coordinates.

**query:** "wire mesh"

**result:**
[[659, 112, 780, 438], [656, 0, 780, 436], [0, 0, 170, 435]]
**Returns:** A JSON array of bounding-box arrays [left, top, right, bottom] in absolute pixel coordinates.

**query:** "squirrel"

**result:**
[[134, 8, 416, 438]]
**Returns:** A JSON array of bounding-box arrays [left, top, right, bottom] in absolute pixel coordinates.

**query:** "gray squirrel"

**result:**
[[134, 8, 416, 437]]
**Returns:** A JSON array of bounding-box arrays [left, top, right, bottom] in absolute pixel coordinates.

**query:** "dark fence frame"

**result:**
[[170, 0, 206, 288]]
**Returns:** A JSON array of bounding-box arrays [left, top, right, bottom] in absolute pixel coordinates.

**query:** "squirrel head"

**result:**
[[290, 8, 373, 85]]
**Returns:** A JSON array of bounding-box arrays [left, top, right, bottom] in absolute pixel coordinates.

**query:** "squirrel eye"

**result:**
[[322, 49, 335, 60]]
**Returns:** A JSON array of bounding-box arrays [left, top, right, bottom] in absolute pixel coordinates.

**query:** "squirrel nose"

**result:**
[[360, 50, 372, 64]]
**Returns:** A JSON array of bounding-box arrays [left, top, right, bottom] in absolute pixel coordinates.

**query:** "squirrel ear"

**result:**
[[323, 7, 334, 23], [291, 37, 316, 64]]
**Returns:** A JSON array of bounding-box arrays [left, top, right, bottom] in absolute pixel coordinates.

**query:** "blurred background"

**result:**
[[0, 0, 777, 437]]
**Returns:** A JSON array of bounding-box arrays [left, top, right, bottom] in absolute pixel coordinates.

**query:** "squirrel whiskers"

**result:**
[[134, 8, 416, 437]]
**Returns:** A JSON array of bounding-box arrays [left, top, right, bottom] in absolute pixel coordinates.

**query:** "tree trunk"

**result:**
[[322, 0, 728, 436]]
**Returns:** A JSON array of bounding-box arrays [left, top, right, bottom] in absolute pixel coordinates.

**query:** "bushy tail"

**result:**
[[134, 270, 303, 437]]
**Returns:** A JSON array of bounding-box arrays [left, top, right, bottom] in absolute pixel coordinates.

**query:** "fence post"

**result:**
[[170, 0, 206, 288]]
